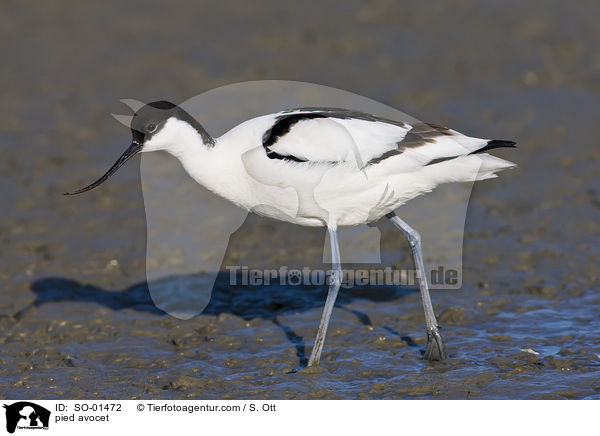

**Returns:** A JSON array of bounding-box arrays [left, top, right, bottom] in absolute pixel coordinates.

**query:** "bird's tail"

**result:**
[[421, 152, 516, 185], [414, 136, 517, 180]]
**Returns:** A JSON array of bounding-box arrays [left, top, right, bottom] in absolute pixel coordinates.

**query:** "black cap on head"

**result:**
[[130, 100, 214, 146], [130, 100, 179, 144]]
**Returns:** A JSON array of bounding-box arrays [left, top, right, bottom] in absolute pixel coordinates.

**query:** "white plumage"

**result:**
[[152, 109, 515, 228]]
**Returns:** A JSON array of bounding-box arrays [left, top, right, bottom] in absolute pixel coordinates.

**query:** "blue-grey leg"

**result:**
[[308, 227, 342, 366], [387, 212, 447, 361]]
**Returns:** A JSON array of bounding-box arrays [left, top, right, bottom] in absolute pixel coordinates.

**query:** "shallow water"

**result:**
[[1, 0, 599, 399]]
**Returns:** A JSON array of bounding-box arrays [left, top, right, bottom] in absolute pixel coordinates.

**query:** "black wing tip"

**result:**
[[473, 139, 517, 154], [489, 139, 517, 148]]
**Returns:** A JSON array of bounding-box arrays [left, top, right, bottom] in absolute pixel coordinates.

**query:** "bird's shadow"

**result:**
[[19, 274, 420, 366]]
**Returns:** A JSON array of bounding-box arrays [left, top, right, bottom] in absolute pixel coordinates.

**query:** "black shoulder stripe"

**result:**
[[263, 113, 328, 148]]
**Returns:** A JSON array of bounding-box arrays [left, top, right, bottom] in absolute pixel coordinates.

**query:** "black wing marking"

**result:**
[[367, 122, 456, 165], [424, 139, 518, 167], [470, 139, 517, 154], [262, 113, 327, 162], [261, 108, 516, 167], [262, 108, 409, 164]]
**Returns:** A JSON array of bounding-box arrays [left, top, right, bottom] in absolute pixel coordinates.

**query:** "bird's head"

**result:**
[[64, 100, 212, 195]]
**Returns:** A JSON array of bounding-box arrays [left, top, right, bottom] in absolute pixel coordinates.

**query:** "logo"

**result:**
[[3, 402, 50, 434]]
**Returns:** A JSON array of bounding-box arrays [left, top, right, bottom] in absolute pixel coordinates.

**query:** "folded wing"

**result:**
[[262, 109, 516, 172]]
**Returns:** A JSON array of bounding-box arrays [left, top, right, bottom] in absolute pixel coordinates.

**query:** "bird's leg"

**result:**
[[308, 227, 342, 367], [387, 212, 447, 361]]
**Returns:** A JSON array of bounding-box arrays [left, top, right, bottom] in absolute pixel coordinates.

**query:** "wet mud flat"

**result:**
[[1, 0, 600, 399], [1, 271, 600, 399]]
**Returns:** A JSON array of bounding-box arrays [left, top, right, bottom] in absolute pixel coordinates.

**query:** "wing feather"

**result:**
[[263, 110, 410, 166], [261, 109, 516, 171]]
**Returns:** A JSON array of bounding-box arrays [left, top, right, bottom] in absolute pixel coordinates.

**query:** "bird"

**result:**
[[65, 100, 516, 366]]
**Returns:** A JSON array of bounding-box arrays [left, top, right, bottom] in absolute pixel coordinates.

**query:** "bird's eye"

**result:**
[[146, 123, 157, 133]]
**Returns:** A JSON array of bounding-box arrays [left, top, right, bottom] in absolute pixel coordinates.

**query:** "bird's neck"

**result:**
[[178, 113, 215, 148], [165, 128, 252, 209], [161, 119, 214, 158]]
